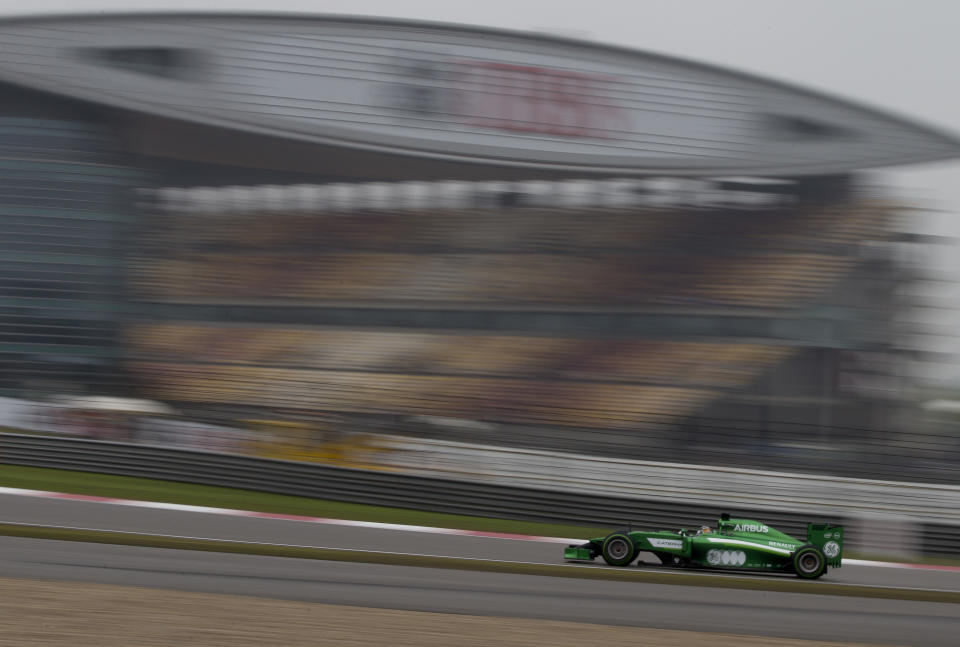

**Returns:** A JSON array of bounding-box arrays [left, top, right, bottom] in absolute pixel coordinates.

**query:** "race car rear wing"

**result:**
[[807, 522, 843, 567]]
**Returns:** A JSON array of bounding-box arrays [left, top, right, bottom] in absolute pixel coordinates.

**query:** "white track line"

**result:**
[[0, 486, 577, 543], [1, 486, 958, 572]]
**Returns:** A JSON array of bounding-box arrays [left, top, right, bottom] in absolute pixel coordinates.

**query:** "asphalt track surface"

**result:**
[[2, 493, 960, 645]]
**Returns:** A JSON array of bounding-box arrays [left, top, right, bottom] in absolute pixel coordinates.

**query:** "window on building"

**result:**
[[765, 114, 856, 141], [81, 47, 203, 80]]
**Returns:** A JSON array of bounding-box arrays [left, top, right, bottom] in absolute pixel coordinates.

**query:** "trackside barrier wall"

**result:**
[[1, 433, 957, 556], [386, 437, 960, 524]]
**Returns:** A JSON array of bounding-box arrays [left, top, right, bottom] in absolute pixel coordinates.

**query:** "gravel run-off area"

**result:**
[[0, 577, 885, 647]]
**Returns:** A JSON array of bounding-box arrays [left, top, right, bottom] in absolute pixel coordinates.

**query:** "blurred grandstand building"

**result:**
[[1, 13, 958, 476]]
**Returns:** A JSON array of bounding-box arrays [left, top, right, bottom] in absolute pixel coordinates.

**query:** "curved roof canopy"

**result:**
[[0, 12, 958, 176]]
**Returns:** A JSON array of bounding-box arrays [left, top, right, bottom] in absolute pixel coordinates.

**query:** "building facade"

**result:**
[[0, 13, 957, 477]]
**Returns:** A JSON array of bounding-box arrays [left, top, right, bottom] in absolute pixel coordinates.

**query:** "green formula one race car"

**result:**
[[564, 514, 842, 579]]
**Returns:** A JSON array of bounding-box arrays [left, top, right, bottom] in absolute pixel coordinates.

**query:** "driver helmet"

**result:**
[[700, 525, 712, 534]]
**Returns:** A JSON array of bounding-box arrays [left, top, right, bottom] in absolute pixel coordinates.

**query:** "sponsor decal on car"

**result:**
[[823, 541, 841, 558], [770, 541, 796, 549], [648, 538, 683, 550], [705, 537, 793, 555], [734, 523, 769, 533], [707, 549, 747, 566]]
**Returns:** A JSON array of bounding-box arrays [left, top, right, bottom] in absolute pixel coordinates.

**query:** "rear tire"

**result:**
[[793, 545, 827, 579], [601, 531, 637, 566]]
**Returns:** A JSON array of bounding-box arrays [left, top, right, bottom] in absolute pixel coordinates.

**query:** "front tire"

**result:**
[[601, 531, 637, 566], [793, 545, 827, 579]]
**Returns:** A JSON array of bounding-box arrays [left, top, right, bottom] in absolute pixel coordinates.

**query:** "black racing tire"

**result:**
[[792, 544, 827, 579], [601, 531, 637, 567]]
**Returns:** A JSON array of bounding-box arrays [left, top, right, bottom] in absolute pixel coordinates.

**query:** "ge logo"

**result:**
[[823, 541, 841, 558]]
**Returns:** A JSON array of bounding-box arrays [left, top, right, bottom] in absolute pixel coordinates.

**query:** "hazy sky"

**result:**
[[2, 1, 959, 366]]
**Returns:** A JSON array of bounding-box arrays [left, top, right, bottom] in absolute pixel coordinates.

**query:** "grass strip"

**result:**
[[2, 522, 959, 604]]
